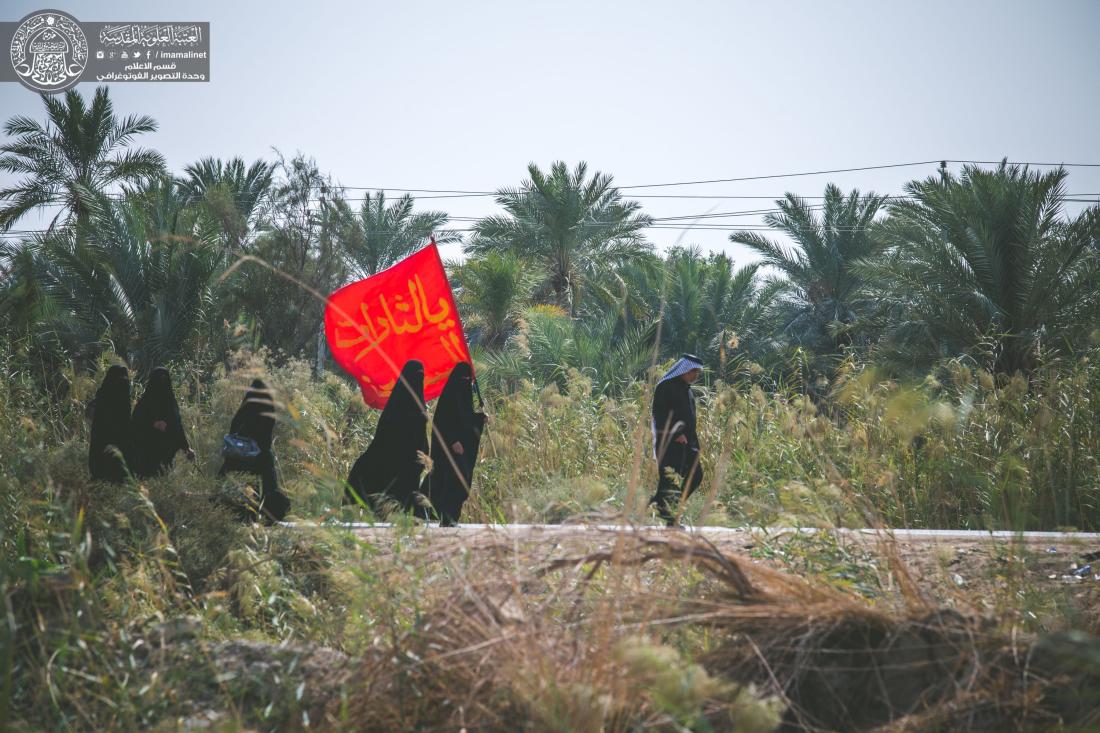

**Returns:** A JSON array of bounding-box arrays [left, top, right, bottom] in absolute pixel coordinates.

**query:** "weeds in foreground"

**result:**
[[3, 348, 1100, 730]]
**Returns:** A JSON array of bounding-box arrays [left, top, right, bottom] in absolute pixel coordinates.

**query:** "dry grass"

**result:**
[[4, 350, 1100, 731], [311, 527, 1095, 732]]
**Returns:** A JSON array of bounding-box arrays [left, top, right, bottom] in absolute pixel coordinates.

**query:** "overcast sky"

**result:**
[[2, 0, 1098, 264]]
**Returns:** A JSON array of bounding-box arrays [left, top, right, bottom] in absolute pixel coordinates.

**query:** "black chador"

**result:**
[[648, 354, 706, 526], [346, 360, 429, 518], [219, 378, 290, 522], [131, 367, 193, 477], [420, 362, 486, 526], [88, 365, 133, 483]]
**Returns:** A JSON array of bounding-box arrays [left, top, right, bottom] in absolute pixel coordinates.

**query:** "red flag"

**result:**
[[324, 242, 472, 408]]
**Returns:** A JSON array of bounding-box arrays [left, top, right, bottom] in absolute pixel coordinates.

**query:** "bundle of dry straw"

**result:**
[[330, 527, 1095, 732]]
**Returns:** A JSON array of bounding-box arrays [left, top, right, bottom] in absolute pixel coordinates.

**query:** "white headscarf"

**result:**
[[652, 354, 704, 457], [657, 353, 705, 385]]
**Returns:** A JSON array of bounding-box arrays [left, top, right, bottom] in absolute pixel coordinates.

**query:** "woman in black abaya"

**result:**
[[219, 378, 290, 522], [421, 362, 486, 526], [131, 367, 194, 477], [89, 365, 133, 483], [346, 360, 429, 518]]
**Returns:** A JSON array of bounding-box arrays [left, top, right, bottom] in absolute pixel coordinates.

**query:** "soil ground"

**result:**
[[339, 523, 1100, 634]]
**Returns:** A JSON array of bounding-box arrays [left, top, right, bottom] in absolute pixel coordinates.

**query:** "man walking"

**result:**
[[649, 353, 705, 526]]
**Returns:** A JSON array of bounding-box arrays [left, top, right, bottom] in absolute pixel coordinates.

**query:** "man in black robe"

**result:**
[[346, 360, 430, 519], [88, 365, 133, 483], [219, 378, 290, 523], [421, 361, 486, 526], [649, 353, 706, 526], [131, 366, 194, 477]]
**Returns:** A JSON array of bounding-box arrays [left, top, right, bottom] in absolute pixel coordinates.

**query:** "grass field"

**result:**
[[3, 350, 1100, 731]]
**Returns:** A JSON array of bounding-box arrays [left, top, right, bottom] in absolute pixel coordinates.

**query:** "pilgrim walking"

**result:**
[[88, 365, 133, 483], [346, 360, 430, 518], [420, 361, 486, 526], [131, 367, 195, 477], [219, 378, 290, 523], [649, 353, 706, 526]]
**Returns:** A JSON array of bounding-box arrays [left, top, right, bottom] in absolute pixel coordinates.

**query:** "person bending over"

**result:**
[[219, 378, 290, 523]]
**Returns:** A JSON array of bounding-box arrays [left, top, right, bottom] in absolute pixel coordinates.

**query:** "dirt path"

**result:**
[[293, 523, 1100, 633]]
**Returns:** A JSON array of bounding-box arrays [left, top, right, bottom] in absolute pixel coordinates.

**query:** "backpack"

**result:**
[[221, 433, 261, 460]]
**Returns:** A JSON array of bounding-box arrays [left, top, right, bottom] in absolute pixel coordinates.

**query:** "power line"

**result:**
[[621, 159, 1100, 190], [5, 153, 1098, 241], [9, 157, 1100, 210], [0, 225, 799, 238], [21, 191, 1100, 207], [636, 194, 885, 199], [310, 160, 1100, 195], [634, 192, 1100, 199], [5, 193, 1097, 239], [318, 186, 494, 194], [618, 161, 942, 189], [948, 159, 1100, 168], [250, 193, 1100, 208]]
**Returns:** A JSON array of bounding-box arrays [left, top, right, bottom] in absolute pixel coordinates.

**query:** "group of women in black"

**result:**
[[88, 365, 195, 482], [87, 366, 289, 522], [88, 359, 487, 527], [345, 360, 486, 526]]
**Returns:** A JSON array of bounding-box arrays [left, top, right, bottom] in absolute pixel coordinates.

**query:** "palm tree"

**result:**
[[658, 247, 778, 374], [571, 312, 658, 392], [451, 251, 541, 349], [468, 161, 653, 315], [222, 153, 348, 360], [728, 184, 887, 356], [478, 304, 656, 395], [76, 177, 223, 372], [0, 86, 164, 232], [582, 251, 664, 331], [180, 156, 275, 248], [0, 232, 98, 374], [861, 162, 1100, 374], [333, 191, 458, 277], [0, 178, 222, 373]]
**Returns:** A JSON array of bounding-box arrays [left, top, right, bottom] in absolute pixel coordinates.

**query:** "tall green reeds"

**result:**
[[3, 344, 1100, 729]]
